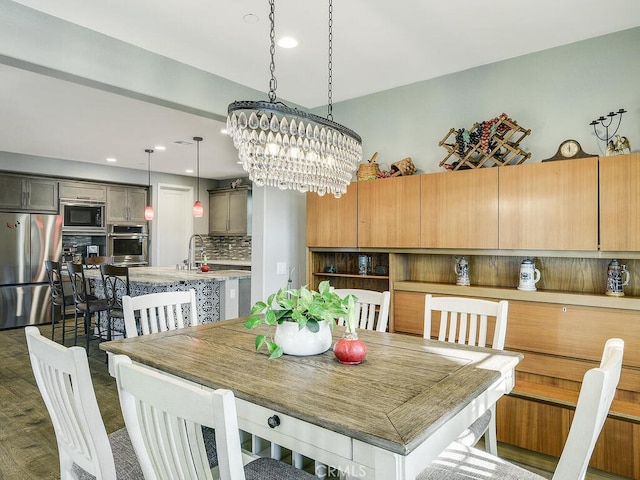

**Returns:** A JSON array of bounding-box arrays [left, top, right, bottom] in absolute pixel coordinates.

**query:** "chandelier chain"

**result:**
[[145, 149, 153, 188], [268, 0, 277, 103], [327, 0, 333, 121]]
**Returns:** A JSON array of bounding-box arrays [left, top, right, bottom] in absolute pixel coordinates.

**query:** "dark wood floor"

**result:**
[[0, 320, 626, 479]]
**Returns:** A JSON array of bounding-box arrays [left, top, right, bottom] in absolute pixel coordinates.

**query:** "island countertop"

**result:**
[[84, 266, 251, 285], [84, 266, 251, 328]]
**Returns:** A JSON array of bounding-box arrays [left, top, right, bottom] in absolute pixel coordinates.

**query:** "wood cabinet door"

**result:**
[[357, 176, 421, 248], [392, 290, 424, 334], [306, 183, 357, 247], [25, 178, 58, 213], [421, 168, 498, 248], [127, 188, 148, 222], [59, 181, 107, 202], [498, 158, 599, 250], [0, 175, 26, 210], [227, 189, 248, 234], [209, 191, 230, 234], [106, 186, 128, 222], [600, 153, 640, 251]]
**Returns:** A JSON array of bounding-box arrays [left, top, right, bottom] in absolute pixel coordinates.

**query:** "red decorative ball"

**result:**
[[200, 265, 210, 272], [333, 337, 367, 365]]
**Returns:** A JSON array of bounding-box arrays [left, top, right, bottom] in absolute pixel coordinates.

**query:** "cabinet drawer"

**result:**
[[235, 398, 352, 460]]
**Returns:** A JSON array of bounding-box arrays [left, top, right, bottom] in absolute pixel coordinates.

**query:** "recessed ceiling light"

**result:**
[[278, 36, 298, 49], [174, 140, 194, 145], [243, 13, 259, 24], [220, 128, 228, 135], [106, 157, 117, 163], [154, 145, 166, 151], [185, 169, 194, 173]]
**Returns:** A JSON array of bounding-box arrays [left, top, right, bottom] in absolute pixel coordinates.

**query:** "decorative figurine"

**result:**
[[454, 256, 470, 286], [606, 259, 630, 297]]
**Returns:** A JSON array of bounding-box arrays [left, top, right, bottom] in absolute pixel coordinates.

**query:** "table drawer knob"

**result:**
[[267, 415, 281, 428]]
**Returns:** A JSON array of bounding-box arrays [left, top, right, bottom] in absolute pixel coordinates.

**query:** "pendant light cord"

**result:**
[[327, 0, 333, 121], [193, 137, 203, 202], [145, 149, 153, 188]]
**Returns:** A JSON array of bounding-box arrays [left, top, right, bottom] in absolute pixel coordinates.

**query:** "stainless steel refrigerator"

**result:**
[[0, 213, 62, 329]]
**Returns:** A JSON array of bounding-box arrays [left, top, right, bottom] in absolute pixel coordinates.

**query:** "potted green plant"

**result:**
[[244, 281, 353, 359]]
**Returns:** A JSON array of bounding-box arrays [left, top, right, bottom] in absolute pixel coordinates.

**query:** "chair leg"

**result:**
[[73, 309, 79, 346], [484, 404, 498, 456], [85, 311, 91, 354], [51, 302, 56, 342], [61, 303, 66, 346]]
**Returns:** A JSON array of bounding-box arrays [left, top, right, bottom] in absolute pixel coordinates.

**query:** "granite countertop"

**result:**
[[84, 266, 251, 285]]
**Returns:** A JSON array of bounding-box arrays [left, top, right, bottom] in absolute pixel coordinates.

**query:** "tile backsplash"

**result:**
[[203, 235, 251, 261]]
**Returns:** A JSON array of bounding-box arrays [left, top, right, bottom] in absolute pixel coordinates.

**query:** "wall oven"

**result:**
[[107, 224, 148, 266], [61, 202, 106, 233]]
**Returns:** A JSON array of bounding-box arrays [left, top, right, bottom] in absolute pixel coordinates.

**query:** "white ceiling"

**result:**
[[3, 0, 640, 180]]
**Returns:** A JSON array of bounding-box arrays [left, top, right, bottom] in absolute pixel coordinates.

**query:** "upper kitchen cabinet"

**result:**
[[421, 168, 499, 249], [0, 173, 58, 213], [209, 187, 251, 235], [306, 182, 357, 247], [59, 181, 107, 202], [498, 158, 599, 251], [358, 175, 421, 248], [600, 153, 640, 251], [106, 186, 148, 224]]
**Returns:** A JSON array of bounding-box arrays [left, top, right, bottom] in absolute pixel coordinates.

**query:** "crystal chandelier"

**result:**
[[226, 0, 362, 198]]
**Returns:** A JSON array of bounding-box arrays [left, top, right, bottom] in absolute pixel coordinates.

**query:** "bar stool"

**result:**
[[99, 264, 131, 341], [44, 260, 74, 344], [66, 261, 110, 354]]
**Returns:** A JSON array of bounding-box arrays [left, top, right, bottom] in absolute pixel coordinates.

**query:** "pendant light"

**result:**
[[144, 148, 154, 220], [192, 136, 204, 217], [226, 0, 362, 198]]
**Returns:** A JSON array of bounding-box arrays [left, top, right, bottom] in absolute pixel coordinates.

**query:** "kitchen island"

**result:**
[[84, 266, 251, 337]]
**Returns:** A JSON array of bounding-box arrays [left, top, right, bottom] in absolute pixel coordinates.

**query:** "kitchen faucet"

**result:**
[[188, 234, 205, 271]]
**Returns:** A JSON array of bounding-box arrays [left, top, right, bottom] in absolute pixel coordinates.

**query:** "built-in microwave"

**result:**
[[61, 202, 106, 233]]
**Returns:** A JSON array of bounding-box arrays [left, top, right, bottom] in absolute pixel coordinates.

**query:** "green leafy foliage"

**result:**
[[244, 280, 354, 359]]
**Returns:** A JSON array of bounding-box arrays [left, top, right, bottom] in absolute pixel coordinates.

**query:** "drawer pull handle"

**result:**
[[267, 415, 280, 428]]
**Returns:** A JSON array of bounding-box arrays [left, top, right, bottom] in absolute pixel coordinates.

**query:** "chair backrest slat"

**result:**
[[123, 290, 198, 338], [25, 326, 116, 478], [114, 355, 246, 480], [332, 289, 391, 333], [553, 338, 624, 480], [424, 295, 509, 350]]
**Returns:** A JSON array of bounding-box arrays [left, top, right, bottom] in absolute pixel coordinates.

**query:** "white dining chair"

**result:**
[[113, 354, 317, 480], [25, 326, 144, 480], [417, 338, 624, 480], [122, 289, 198, 338], [424, 294, 509, 455], [332, 288, 391, 332]]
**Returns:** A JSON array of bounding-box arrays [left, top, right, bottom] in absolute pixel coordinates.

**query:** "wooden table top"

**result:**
[[100, 319, 522, 455]]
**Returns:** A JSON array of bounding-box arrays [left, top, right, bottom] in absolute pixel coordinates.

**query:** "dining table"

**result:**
[[100, 318, 522, 479]]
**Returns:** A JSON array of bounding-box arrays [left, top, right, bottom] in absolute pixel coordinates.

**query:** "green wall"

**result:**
[[325, 27, 640, 173]]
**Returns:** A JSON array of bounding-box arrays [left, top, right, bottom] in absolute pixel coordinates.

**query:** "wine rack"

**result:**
[[439, 117, 531, 170]]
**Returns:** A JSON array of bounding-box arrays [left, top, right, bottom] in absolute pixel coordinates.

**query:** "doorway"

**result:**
[[154, 184, 193, 266]]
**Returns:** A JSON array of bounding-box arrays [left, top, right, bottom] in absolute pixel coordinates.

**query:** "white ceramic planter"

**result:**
[[274, 320, 333, 356]]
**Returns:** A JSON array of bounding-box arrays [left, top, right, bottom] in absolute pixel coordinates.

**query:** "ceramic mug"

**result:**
[[518, 258, 541, 291]]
